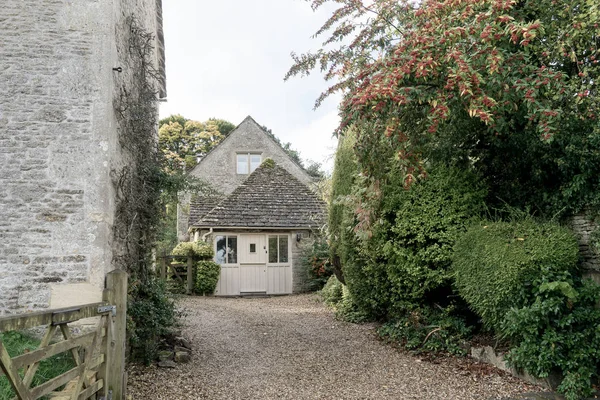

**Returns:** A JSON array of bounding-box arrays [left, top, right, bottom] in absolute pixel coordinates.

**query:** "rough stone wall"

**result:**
[[567, 210, 600, 283], [177, 117, 315, 240], [0, 0, 163, 314]]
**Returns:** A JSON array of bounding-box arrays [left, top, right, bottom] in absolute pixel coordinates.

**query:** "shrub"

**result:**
[[340, 165, 487, 320], [502, 270, 600, 400], [172, 241, 213, 259], [128, 276, 179, 364], [378, 305, 472, 355], [301, 237, 333, 291], [335, 284, 371, 323], [195, 260, 221, 295], [453, 218, 579, 331], [321, 275, 343, 306]]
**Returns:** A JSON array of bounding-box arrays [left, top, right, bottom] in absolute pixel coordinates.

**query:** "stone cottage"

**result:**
[[180, 116, 326, 295], [0, 0, 166, 314]]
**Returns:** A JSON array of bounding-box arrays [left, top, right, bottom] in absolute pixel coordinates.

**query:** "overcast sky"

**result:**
[[159, 0, 340, 172]]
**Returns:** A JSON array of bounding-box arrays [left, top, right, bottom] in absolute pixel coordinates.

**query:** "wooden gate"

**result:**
[[0, 270, 127, 400], [158, 255, 194, 294]]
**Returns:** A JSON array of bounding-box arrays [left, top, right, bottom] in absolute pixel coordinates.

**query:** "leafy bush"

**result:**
[[453, 218, 579, 331], [378, 305, 472, 355], [502, 270, 600, 400], [335, 284, 371, 323], [340, 165, 487, 320], [128, 276, 179, 364], [321, 275, 343, 306], [301, 237, 333, 291], [172, 241, 213, 259], [195, 260, 221, 295]]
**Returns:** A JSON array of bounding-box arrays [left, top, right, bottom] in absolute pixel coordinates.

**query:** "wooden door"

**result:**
[[239, 234, 267, 293]]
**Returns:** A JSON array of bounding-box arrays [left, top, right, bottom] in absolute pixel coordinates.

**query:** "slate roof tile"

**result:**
[[190, 161, 326, 229]]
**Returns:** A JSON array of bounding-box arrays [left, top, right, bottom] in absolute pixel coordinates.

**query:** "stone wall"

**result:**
[[0, 0, 164, 314], [567, 210, 600, 282]]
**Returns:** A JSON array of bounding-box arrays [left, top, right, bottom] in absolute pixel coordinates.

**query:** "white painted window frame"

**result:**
[[236, 152, 262, 174]]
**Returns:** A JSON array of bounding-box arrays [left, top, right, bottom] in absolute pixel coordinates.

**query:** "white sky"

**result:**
[[159, 0, 340, 173]]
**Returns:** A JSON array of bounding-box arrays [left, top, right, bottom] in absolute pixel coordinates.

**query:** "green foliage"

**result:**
[[159, 115, 234, 172], [453, 218, 580, 331], [328, 128, 359, 282], [172, 241, 213, 260], [128, 277, 179, 364], [378, 166, 487, 314], [301, 237, 333, 291], [194, 260, 221, 295], [336, 285, 371, 323], [0, 331, 76, 398], [339, 165, 487, 320], [289, 0, 600, 218], [502, 272, 600, 400], [261, 158, 275, 168], [321, 275, 343, 306], [378, 306, 472, 355]]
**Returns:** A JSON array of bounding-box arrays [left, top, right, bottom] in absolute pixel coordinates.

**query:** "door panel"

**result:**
[[240, 265, 267, 292], [240, 235, 267, 264]]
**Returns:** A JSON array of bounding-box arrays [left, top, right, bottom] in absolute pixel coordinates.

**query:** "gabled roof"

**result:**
[[191, 161, 326, 229], [187, 115, 313, 182]]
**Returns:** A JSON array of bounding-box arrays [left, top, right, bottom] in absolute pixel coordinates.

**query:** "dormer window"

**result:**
[[236, 153, 261, 174]]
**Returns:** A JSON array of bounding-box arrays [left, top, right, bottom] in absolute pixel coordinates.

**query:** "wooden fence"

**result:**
[[158, 255, 194, 294], [0, 270, 127, 400]]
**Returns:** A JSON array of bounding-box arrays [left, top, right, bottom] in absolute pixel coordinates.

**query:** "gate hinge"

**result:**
[[98, 305, 117, 317]]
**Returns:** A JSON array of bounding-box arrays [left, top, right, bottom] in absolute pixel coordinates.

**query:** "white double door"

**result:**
[[239, 234, 268, 293]]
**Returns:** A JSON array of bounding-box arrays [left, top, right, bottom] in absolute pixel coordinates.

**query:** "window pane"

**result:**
[[268, 236, 278, 263], [227, 236, 237, 263], [279, 235, 288, 263], [250, 243, 256, 253], [237, 154, 248, 174], [250, 154, 261, 172], [215, 236, 226, 264]]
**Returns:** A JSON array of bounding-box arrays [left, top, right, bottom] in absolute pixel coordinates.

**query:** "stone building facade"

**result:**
[[0, 0, 166, 314], [180, 117, 325, 295]]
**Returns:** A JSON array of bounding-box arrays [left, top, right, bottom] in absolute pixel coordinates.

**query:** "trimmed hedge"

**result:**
[[452, 218, 579, 331], [172, 241, 213, 259], [195, 260, 221, 295]]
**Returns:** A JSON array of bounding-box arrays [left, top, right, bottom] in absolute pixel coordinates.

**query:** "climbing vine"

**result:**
[[112, 15, 179, 362]]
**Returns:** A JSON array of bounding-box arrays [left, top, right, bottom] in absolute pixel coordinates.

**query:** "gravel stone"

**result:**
[[127, 294, 543, 399]]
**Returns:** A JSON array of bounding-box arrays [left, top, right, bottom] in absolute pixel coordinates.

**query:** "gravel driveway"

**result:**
[[127, 294, 540, 400]]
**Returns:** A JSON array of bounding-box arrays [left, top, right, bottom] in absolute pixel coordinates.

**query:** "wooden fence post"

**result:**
[[104, 269, 128, 400], [187, 256, 194, 295]]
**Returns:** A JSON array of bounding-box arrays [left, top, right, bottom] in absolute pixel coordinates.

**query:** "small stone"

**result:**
[[174, 351, 191, 363], [158, 360, 177, 368], [158, 350, 173, 361], [174, 345, 191, 354], [175, 336, 193, 350]]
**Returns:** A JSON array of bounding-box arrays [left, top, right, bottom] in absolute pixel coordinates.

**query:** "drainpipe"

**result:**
[[201, 227, 213, 243]]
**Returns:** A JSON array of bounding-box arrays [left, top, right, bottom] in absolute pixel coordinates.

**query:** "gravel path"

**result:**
[[127, 294, 541, 400]]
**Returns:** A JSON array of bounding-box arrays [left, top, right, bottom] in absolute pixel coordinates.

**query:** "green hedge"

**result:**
[[340, 165, 487, 320], [195, 260, 221, 295], [452, 218, 579, 331], [172, 241, 213, 259]]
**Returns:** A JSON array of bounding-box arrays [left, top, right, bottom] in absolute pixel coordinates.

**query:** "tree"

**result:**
[[159, 115, 235, 172], [288, 0, 599, 216]]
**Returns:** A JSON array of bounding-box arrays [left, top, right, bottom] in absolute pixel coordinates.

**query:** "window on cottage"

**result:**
[[215, 235, 238, 264], [268, 235, 289, 264], [236, 153, 261, 174]]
